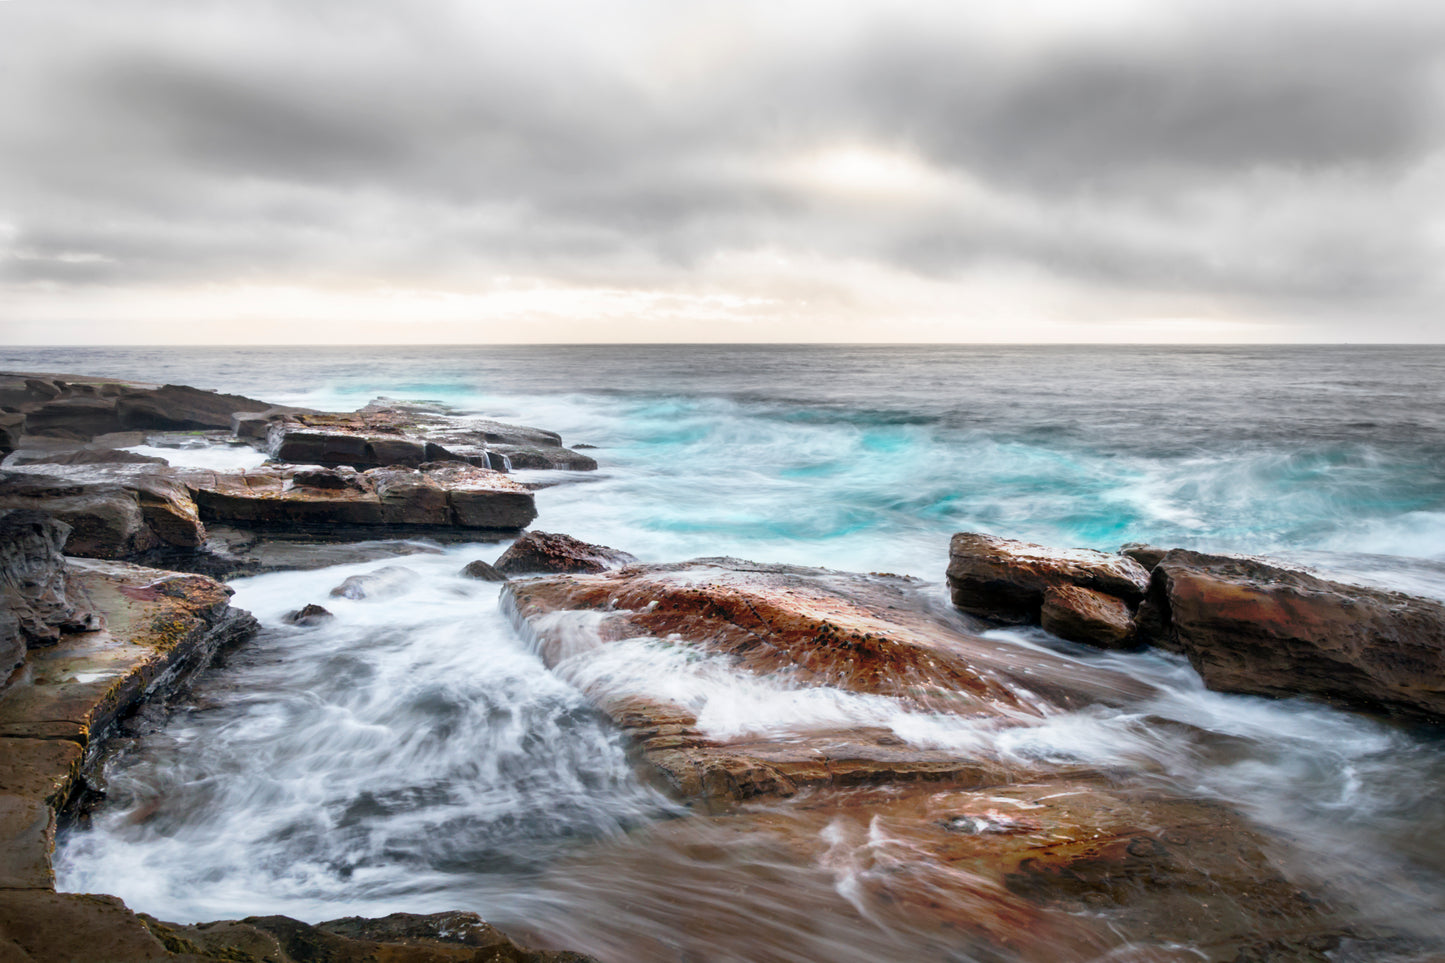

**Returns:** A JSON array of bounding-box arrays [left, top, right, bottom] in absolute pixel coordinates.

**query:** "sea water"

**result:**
[[4, 344, 1441, 959]]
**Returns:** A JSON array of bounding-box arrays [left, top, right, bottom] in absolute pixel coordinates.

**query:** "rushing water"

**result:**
[[7, 344, 1443, 960]]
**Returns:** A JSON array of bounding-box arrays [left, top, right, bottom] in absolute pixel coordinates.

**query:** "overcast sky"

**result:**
[[3, 0, 1443, 344]]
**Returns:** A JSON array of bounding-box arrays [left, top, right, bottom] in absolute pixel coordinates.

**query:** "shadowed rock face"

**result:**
[[1138, 549, 1445, 724], [0, 512, 99, 667], [947, 532, 1150, 626]]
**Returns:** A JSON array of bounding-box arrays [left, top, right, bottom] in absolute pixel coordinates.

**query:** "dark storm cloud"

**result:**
[[2, 0, 1443, 330]]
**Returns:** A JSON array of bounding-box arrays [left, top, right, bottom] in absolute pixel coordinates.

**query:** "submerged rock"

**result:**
[[329, 565, 420, 600], [282, 603, 334, 626], [1138, 549, 1445, 724], [460, 558, 508, 581], [946, 532, 1150, 625], [494, 531, 637, 576]]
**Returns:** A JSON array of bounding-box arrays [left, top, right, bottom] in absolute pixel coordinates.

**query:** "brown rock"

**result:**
[[1041, 583, 1136, 649], [22, 397, 125, 439], [504, 559, 1157, 804], [460, 559, 508, 581], [4, 447, 170, 466], [494, 531, 637, 576], [282, 603, 334, 626], [1138, 549, 1445, 724], [1119, 542, 1171, 570], [946, 532, 1150, 623], [114, 383, 273, 432], [190, 464, 536, 535], [0, 473, 160, 558]]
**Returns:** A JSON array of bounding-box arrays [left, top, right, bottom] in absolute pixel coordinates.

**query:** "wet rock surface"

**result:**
[[1138, 549, 1445, 724], [947, 532, 1150, 625], [263, 399, 596, 474], [503, 557, 1394, 959], [495, 531, 638, 576]]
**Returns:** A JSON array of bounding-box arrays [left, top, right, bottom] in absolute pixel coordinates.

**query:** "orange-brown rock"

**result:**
[[947, 532, 1149, 624], [495, 531, 638, 576], [504, 559, 1155, 804], [1138, 549, 1445, 724], [1041, 583, 1136, 649], [189, 463, 537, 535]]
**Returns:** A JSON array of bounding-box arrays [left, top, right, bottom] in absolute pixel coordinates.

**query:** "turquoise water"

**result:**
[[8, 344, 1443, 586], [15, 344, 1445, 959]]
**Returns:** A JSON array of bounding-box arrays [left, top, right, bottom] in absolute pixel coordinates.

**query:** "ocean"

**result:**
[[7, 343, 1444, 960]]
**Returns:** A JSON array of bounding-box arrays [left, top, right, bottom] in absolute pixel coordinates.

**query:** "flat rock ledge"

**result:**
[[0, 518, 592, 962], [502, 555, 1401, 959], [948, 532, 1445, 725]]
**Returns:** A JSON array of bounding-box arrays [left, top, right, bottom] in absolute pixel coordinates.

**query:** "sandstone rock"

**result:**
[[460, 559, 508, 581], [0, 469, 203, 557], [113, 383, 273, 432], [1138, 549, 1445, 723], [4, 447, 169, 466], [283, 603, 334, 626], [23, 397, 125, 439], [190, 464, 536, 535], [0, 511, 100, 656], [489, 444, 599, 471], [0, 559, 256, 891], [1041, 583, 1137, 649], [329, 565, 419, 600], [495, 531, 637, 576], [946, 532, 1150, 624], [0, 473, 159, 558], [504, 559, 1156, 804], [1119, 542, 1171, 570]]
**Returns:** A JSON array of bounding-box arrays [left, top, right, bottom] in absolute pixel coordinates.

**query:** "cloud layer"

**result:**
[[3, 0, 1443, 342]]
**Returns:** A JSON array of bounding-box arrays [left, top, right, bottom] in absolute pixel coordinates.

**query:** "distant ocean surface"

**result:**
[[6, 343, 1445, 593]]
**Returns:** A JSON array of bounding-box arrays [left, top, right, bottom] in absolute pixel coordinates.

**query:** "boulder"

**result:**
[[495, 531, 637, 576], [946, 532, 1150, 624], [1040, 584, 1136, 649], [282, 603, 334, 626], [1137, 549, 1445, 724], [329, 565, 419, 600], [460, 559, 508, 581]]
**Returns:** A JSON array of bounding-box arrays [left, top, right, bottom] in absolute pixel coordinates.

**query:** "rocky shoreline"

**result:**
[[2, 370, 1443, 961]]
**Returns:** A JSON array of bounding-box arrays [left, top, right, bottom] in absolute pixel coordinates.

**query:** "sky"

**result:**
[[2, 0, 1444, 344]]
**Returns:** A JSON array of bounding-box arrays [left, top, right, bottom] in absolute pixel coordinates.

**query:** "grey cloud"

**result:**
[[2, 0, 1443, 326]]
